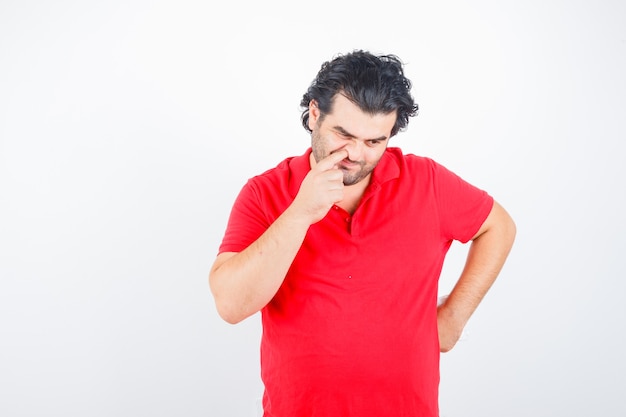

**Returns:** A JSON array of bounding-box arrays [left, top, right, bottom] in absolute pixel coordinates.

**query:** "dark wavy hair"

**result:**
[[300, 50, 419, 137]]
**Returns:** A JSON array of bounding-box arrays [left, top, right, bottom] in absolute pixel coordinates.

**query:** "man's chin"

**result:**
[[342, 173, 366, 186]]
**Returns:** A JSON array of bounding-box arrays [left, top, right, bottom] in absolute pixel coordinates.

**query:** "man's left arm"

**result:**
[[437, 200, 516, 352]]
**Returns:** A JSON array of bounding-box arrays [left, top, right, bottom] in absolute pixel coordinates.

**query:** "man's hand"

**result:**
[[290, 150, 348, 224], [437, 299, 465, 353]]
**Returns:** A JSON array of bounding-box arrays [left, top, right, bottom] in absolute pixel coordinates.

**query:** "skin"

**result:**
[[308, 93, 394, 212], [209, 93, 516, 352]]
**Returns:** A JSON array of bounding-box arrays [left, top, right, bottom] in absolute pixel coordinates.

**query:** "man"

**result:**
[[209, 50, 516, 417]]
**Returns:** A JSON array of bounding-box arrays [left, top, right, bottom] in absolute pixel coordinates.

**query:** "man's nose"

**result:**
[[343, 140, 364, 161]]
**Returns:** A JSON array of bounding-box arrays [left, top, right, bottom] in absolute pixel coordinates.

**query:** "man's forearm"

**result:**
[[438, 201, 516, 351], [209, 206, 312, 324]]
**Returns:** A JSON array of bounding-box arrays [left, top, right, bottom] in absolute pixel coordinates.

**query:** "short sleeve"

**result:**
[[433, 162, 494, 243], [218, 180, 271, 254]]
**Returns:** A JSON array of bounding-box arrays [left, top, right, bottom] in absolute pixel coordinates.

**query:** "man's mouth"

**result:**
[[339, 159, 361, 169]]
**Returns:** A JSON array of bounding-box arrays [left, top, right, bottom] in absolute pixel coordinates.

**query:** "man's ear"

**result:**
[[308, 100, 319, 131]]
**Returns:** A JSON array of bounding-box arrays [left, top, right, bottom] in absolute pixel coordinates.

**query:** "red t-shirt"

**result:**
[[219, 147, 494, 417]]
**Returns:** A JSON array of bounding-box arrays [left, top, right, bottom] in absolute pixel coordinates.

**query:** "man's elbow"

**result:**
[[217, 305, 247, 325], [210, 286, 252, 325], [211, 293, 249, 324], [209, 277, 242, 325]]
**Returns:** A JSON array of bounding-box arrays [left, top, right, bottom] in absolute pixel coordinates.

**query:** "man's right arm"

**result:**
[[209, 150, 348, 324]]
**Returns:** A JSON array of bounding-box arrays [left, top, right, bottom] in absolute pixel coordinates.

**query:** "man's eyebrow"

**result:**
[[333, 125, 388, 142]]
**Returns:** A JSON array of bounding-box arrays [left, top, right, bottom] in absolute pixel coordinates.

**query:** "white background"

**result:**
[[1, 1, 625, 416]]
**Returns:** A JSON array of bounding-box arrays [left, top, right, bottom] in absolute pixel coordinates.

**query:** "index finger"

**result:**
[[315, 149, 348, 171]]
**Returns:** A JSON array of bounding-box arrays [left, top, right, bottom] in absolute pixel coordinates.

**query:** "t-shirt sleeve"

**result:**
[[218, 179, 271, 254], [432, 161, 494, 243]]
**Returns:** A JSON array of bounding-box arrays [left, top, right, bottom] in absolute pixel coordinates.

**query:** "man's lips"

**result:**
[[338, 159, 360, 169]]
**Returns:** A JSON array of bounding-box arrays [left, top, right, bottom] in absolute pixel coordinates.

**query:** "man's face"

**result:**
[[309, 94, 396, 186]]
